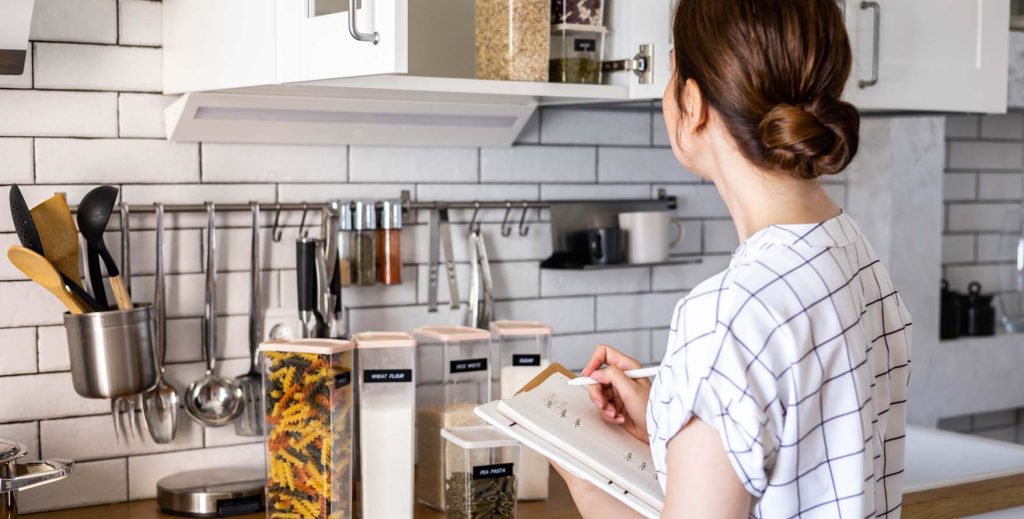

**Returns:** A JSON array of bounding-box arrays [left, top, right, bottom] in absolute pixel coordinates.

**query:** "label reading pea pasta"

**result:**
[[512, 354, 541, 367], [449, 358, 488, 374], [473, 463, 514, 480], [363, 369, 413, 383]]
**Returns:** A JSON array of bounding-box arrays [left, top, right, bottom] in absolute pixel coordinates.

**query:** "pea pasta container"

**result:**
[[414, 325, 492, 511], [491, 320, 552, 500], [353, 332, 416, 519], [260, 339, 354, 519], [441, 426, 519, 519]]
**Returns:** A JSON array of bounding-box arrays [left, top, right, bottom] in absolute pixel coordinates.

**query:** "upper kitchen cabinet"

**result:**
[[843, 0, 1009, 113]]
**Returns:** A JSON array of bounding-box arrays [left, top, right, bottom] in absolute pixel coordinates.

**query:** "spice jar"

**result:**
[[475, 0, 550, 81], [491, 320, 551, 501], [378, 199, 403, 285], [337, 201, 354, 287], [414, 325, 493, 511], [354, 332, 417, 519], [353, 201, 377, 286], [441, 426, 519, 519], [550, 26, 606, 84], [260, 338, 354, 519]]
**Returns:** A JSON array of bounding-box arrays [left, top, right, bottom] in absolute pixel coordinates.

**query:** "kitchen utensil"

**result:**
[[185, 203, 243, 427], [28, 193, 81, 287], [580, 227, 623, 265], [618, 211, 684, 264], [0, 437, 74, 519], [960, 281, 996, 337], [567, 366, 660, 387], [439, 208, 460, 309], [63, 304, 157, 398], [427, 209, 441, 312], [314, 239, 334, 336], [77, 185, 132, 310], [235, 202, 263, 437], [7, 246, 88, 314], [296, 237, 320, 339], [467, 230, 494, 329], [111, 395, 139, 443], [940, 279, 961, 340], [156, 468, 265, 517], [119, 203, 132, 295], [143, 204, 180, 445]]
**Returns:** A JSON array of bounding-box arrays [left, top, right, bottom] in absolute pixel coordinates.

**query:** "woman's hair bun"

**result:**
[[758, 97, 860, 179]]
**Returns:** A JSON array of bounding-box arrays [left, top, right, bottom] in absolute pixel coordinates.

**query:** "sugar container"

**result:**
[[441, 426, 520, 519], [260, 339, 354, 519], [491, 320, 552, 500], [353, 332, 416, 519], [414, 325, 492, 510]]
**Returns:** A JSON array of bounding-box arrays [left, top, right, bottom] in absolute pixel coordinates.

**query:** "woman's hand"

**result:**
[[582, 345, 653, 443]]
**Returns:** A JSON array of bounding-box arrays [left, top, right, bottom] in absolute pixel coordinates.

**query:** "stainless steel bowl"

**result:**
[[0, 437, 74, 519], [64, 304, 158, 399]]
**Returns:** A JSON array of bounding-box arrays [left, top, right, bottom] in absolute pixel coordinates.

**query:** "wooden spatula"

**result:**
[[30, 193, 82, 287], [7, 246, 88, 314]]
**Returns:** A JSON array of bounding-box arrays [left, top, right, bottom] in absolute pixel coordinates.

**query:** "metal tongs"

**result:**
[[296, 206, 347, 339]]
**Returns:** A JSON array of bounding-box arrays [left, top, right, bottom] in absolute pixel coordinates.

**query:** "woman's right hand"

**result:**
[[582, 345, 653, 444]]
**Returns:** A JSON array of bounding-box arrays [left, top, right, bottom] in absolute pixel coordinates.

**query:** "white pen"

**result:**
[[567, 366, 660, 387]]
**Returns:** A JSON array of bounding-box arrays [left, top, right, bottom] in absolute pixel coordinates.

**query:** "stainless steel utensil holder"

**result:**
[[64, 305, 157, 399]]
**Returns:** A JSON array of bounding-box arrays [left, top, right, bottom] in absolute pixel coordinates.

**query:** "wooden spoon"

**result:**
[[7, 246, 88, 314], [30, 193, 82, 287]]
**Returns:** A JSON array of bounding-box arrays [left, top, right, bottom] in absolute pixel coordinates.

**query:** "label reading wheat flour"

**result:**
[[333, 370, 352, 389], [449, 358, 488, 374], [473, 463, 514, 480], [363, 369, 413, 383], [512, 354, 541, 367]]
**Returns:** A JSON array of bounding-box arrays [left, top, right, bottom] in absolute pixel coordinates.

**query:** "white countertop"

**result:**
[[905, 425, 1024, 492]]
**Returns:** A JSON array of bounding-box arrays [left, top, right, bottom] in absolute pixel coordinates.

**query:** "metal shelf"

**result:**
[[541, 256, 703, 271]]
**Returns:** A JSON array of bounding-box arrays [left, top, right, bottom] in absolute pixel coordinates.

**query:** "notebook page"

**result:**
[[495, 373, 664, 509]]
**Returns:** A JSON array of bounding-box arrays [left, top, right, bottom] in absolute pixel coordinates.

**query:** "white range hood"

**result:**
[[0, 0, 34, 75]]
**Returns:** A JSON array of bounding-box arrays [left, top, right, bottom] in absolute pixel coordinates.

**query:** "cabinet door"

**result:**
[[845, 0, 1009, 113], [605, 0, 674, 99], [278, 0, 409, 84]]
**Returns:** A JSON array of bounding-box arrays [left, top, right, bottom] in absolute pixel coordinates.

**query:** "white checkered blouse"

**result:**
[[647, 212, 912, 518]]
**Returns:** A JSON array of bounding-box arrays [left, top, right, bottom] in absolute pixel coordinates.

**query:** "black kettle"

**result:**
[[940, 279, 961, 340], [960, 281, 996, 337]]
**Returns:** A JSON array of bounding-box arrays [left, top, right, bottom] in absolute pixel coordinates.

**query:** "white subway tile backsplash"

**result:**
[[0, 90, 116, 137], [595, 291, 685, 331], [41, 414, 203, 461], [945, 116, 979, 139], [658, 184, 729, 218], [123, 183, 275, 205], [540, 108, 651, 146], [0, 233, 28, 280], [35, 43, 162, 92], [672, 220, 702, 255], [350, 146, 477, 182], [652, 255, 730, 291], [948, 141, 1024, 170], [203, 424, 264, 448], [703, 219, 739, 254], [0, 422, 38, 460], [0, 281, 68, 327], [277, 183, 412, 204], [944, 173, 977, 201], [516, 112, 540, 144], [118, 0, 163, 47], [941, 234, 975, 264], [36, 138, 199, 183], [481, 146, 596, 183], [30, 0, 117, 44], [976, 234, 1011, 263], [0, 372, 108, 421], [540, 267, 649, 297], [128, 444, 265, 499], [495, 297, 595, 334], [0, 139, 34, 184], [414, 261, 538, 303], [978, 173, 1024, 201], [118, 93, 177, 138], [947, 203, 1019, 232], [981, 113, 1024, 140], [18, 459, 127, 513], [540, 183, 650, 201], [408, 222, 552, 263], [37, 325, 70, 372], [551, 330, 651, 370], [650, 327, 671, 361], [281, 266, 419, 309], [652, 112, 671, 147], [598, 147, 691, 183], [943, 264, 1000, 293], [0, 328, 36, 375], [202, 143, 348, 183]]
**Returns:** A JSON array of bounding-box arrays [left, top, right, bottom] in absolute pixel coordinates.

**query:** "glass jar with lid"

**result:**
[[475, 0, 550, 81], [353, 201, 377, 286], [378, 199, 403, 285]]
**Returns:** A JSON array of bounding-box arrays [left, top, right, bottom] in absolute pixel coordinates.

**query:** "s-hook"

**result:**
[[298, 203, 310, 238], [500, 202, 514, 237], [469, 202, 482, 234], [518, 201, 530, 237], [271, 204, 283, 243]]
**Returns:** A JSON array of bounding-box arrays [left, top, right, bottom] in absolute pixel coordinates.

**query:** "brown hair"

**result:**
[[672, 0, 859, 178]]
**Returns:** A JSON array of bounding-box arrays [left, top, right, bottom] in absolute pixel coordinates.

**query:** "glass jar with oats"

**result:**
[[475, 0, 550, 81]]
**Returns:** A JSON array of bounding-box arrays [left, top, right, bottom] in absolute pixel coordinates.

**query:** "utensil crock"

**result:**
[[64, 305, 157, 399]]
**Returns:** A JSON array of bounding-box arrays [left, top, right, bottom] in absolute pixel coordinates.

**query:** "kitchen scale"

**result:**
[[157, 468, 265, 517]]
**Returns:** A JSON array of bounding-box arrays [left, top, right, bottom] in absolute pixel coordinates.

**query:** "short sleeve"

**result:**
[[648, 279, 783, 498]]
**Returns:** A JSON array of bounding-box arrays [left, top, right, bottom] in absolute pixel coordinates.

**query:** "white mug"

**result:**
[[618, 211, 684, 264]]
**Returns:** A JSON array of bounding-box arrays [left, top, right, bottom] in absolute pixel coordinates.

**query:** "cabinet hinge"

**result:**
[[602, 44, 654, 85]]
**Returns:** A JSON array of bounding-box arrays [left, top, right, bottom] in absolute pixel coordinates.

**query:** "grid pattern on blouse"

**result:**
[[647, 213, 912, 519]]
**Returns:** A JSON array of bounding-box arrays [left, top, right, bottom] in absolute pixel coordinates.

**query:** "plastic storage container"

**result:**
[[353, 332, 417, 519], [491, 320, 551, 501], [414, 325, 493, 511], [549, 26, 606, 84], [551, 0, 603, 26], [441, 426, 519, 519], [475, 0, 550, 81], [260, 338, 354, 519]]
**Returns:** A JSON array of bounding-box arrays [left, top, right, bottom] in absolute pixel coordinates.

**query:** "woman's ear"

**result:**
[[682, 78, 709, 133]]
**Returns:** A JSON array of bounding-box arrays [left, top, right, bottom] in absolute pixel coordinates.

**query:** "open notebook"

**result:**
[[474, 363, 664, 518]]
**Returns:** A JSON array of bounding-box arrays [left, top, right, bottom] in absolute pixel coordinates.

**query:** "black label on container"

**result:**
[[512, 354, 541, 367], [363, 369, 413, 383], [574, 38, 597, 52], [449, 358, 488, 374], [334, 370, 352, 389], [472, 463, 514, 480]]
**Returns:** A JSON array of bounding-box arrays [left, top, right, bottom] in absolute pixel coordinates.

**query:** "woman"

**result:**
[[557, 0, 913, 517]]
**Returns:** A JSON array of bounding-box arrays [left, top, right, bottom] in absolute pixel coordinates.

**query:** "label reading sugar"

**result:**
[[333, 370, 352, 389], [574, 38, 597, 52], [512, 354, 541, 367], [449, 358, 488, 374], [473, 463, 514, 480], [363, 369, 413, 383]]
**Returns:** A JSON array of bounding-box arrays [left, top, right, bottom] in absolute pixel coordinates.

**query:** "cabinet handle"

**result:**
[[859, 1, 880, 88], [349, 0, 380, 45]]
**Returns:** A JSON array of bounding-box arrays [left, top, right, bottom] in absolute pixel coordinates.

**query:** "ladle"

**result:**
[[77, 186, 131, 310]]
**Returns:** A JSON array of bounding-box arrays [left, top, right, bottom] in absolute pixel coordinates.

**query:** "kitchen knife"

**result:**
[[296, 238, 319, 339], [439, 208, 460, 310]]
